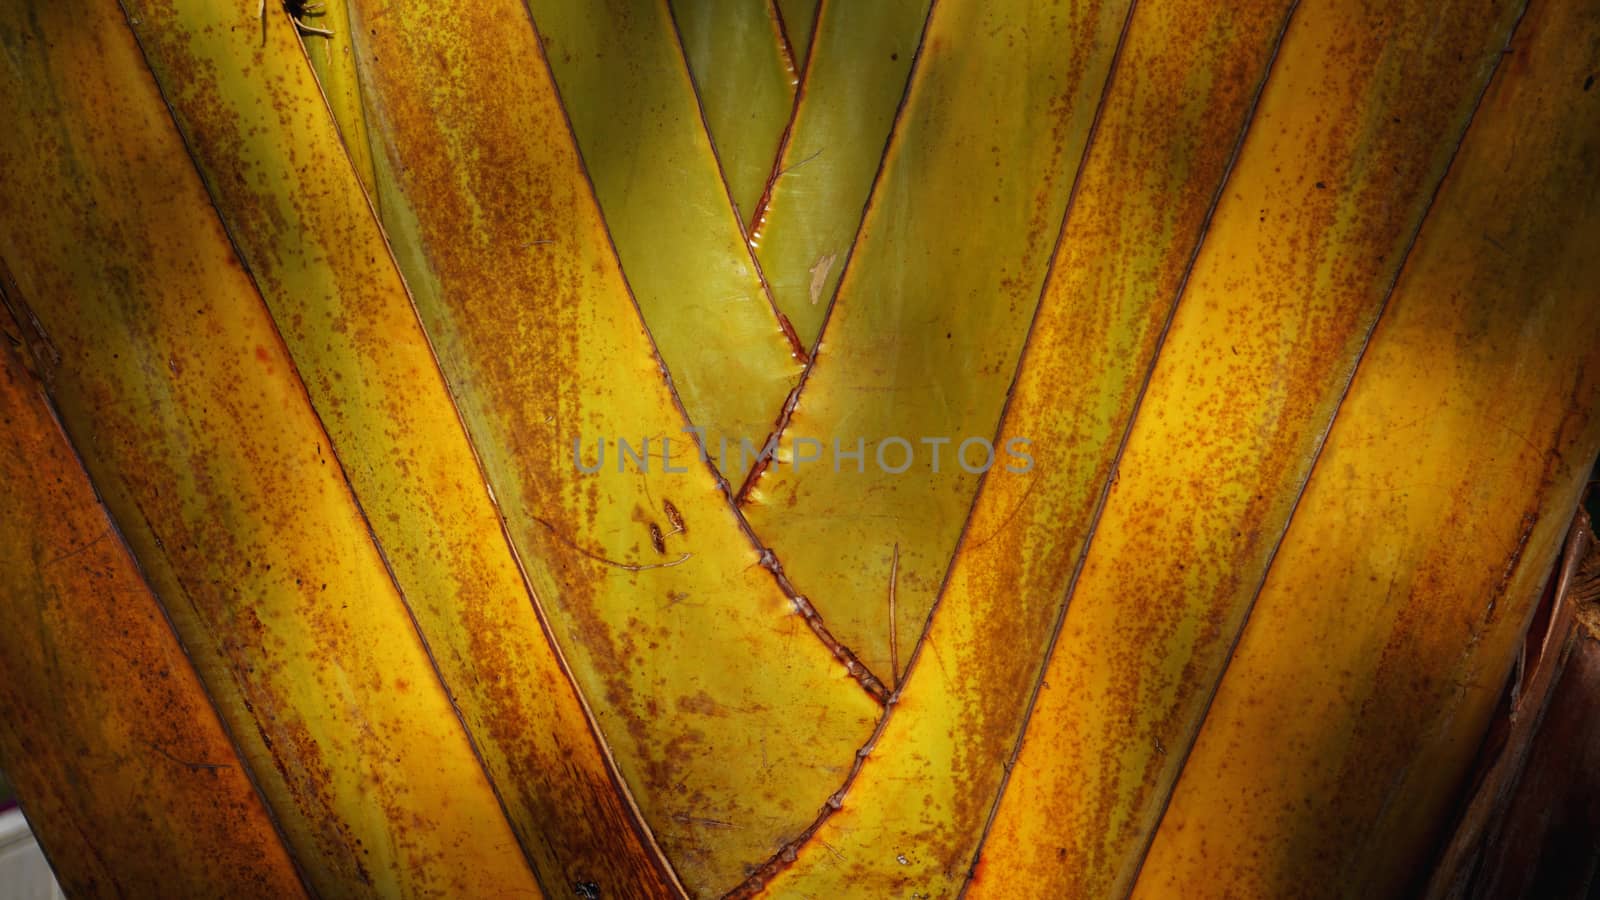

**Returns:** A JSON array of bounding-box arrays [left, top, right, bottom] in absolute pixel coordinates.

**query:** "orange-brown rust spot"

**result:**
[[0, 309, 305, 897], [663, 499, 685, 535], [676, 691, 725, 717]]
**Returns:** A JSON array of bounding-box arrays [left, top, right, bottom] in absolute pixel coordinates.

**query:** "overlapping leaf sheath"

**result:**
[[1, 0, 1595, 896], [118, 0, 681, 894], [0, 305, 306, 899], [1427, 520, 1600, 899], [749, 0, 932, 347], [741, 0, 1135, 686], [749, 2, 1295, 895], [0, 3, 544, 897], [1135, 0, 1600, 893], [774, 0, 819, 64], [298, 0, 379, 201], [342, 0, 880, 892], [973, 0, 1533, 895], [671, 0, 797, 226], [519, 0, 803, 453]]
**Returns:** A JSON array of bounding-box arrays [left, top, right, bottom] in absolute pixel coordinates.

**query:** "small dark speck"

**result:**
[[573, 882, 600, 900], [1585, 74, 1594, 92], [891, 52, 899, 61], [1315, 181, 1326, 190]]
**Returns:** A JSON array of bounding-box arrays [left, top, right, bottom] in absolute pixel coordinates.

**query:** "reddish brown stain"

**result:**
[[0, 304, 306, 898]]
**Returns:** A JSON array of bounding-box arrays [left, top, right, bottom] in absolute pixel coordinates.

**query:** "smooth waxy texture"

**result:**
[[749, 0, 931, 347], [121, 1, 681, 894], [1136, 1, 1600, 893], [671, 0, 797, 226], [971, 0, 1529, 895], [0, 3, 542, 896], [750, 2, 1297, 896], [525, 0, 802, 454], [742, 0, 1135, 685], [344, 0, 879, 892], [0, 305, 307, 900]]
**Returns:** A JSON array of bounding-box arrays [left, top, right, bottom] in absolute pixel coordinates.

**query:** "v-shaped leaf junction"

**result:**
[[0, 1, 1596, 898]]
